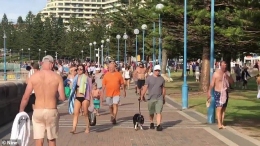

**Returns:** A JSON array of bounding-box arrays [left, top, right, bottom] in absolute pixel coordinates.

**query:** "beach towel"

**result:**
[[10, 112, 30, 146], [68, 74, 88, 114], [220, 73, 229, 105]]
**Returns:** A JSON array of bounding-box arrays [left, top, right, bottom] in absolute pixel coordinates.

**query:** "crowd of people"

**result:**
[[18, 55, 166, 146]]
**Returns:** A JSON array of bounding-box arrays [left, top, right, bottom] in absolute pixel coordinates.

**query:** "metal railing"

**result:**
[[0, 63, 21, 72]]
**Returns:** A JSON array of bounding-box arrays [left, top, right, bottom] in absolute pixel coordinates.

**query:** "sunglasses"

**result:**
[[77, 68, 83, 71], [154, 70, 160, 72]]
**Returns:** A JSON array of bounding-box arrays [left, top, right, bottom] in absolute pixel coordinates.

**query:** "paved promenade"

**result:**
[[0, 85, 260, 146]]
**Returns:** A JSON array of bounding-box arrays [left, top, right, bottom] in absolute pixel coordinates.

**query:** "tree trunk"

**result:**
[[200, 46, 210, 92], [161, 49, 167, 74]]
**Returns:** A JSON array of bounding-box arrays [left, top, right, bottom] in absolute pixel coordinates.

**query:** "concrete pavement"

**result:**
[[0, 84, 260, 146]]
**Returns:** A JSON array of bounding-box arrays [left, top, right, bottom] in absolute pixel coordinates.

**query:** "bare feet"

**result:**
[[96, 113, 100, 116], [85, 127, 90, 134], [222, 125, 226, 129], [70, 128, 76, 134]]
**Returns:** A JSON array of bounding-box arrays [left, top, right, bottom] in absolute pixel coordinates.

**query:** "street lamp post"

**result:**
[[3, 31, 7, 81], [81, 50, 84, 60], [44, 50, 46, 56], [156, 3, 164, 66], [93, 41, 96, 62], [55, 52, 58, 60], [134, 29, 139, 63], [153, 22, 156, 66], [101, 45, 104, 67], [89, 43, 92, 61], [141, 24, 147, 62], [21, 48, 23, 62], [116, 34, 121, 64], [28, 48, 30, 61], [123, 33, 128, 65], [208, 0, 216, 124], [95, 48, 100, 67], [101, 40, 104, 66], [10, 49, 11, 62], [39, 49, 41, 61], [181, 0, 188, 109], [106, 39, 110, 57]]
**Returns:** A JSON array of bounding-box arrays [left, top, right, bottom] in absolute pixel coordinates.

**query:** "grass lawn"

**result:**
[[166, 71, 260, 140]]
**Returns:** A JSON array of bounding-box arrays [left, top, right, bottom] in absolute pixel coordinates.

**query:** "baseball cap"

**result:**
[[153, 65, 161, 71], [42, 55, 54, 63]]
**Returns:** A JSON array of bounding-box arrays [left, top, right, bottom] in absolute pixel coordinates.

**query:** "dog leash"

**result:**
[[138, 98, 141, 114]]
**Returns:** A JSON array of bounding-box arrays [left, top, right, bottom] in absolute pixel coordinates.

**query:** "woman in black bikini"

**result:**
[[70, 64, 91, 134]]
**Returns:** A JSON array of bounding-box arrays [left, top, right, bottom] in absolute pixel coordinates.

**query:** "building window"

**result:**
[[91, 0, 96, 2]]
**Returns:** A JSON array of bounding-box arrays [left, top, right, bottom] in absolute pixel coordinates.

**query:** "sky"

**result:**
[[0, 0, 46, 22]]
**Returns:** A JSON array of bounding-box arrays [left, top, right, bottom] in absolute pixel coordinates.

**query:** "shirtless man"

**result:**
[[19, 55, 65, 146], [134, 62, 147, 100], [208, 61, 234, 129]]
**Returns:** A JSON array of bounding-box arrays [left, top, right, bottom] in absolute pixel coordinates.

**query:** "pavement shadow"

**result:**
[[162, 120, 182, 129], [90, 116, 133, 133], [119, 103, 134, 106]]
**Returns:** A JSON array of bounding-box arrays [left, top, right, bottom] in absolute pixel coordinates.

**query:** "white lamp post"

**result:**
[[116, 34, 121, 64], [28, 48, 30, 60], [106, 38, 110, 56], [101, 40, 104, 66], [39, 49, 41, 61], [141, 24, 147, 62], [156, 3, 164, 66], [101, 44, 104, 67], [93, 41, 96, 62], [89, 43, 92, 61], [123, 33, 128, 65], [134, 29, 139, 62], [81, 50, 84, 60]]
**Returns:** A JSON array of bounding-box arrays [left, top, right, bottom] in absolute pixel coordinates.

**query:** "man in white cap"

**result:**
[[141, 65, 165, 131], [19, 55, 65, 146]]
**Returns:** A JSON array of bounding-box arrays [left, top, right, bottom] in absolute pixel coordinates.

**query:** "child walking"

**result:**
[[92, 83, 101, 116]]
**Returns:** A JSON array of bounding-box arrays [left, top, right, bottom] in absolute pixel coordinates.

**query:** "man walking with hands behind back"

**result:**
[[102, 63, 126, 124], [141, 65, 165, 131], [208, 61, 234, 129], [19, 55, 65, 146]]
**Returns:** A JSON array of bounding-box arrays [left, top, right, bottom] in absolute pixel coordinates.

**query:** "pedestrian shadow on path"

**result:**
[[90, 116, 133, 133], [161, 120, 182, 129]]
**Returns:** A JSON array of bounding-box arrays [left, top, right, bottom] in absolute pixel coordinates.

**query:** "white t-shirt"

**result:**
[[124, 70, 130, 79]]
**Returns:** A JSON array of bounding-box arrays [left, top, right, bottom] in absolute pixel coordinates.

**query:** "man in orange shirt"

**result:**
[[102, 63, 126, 124]]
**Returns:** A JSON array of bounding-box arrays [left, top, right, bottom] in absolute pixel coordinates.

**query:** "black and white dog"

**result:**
[[133, 113, 144, 130]]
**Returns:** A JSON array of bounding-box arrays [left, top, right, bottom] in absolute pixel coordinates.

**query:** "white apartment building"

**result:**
[[40, 0, 123, 24]]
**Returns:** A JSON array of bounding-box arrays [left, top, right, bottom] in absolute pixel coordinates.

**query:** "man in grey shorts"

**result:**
[[102, 63, 126, 124], [141, 65, 165, 131]]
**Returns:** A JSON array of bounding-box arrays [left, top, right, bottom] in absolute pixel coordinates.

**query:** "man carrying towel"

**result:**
[[208, 61, 234, 129], [19, 55, 65, 146]]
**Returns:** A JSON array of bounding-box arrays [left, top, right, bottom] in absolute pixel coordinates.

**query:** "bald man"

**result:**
[[19, 55, 65, 146], [102, 63, 126, 124]]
